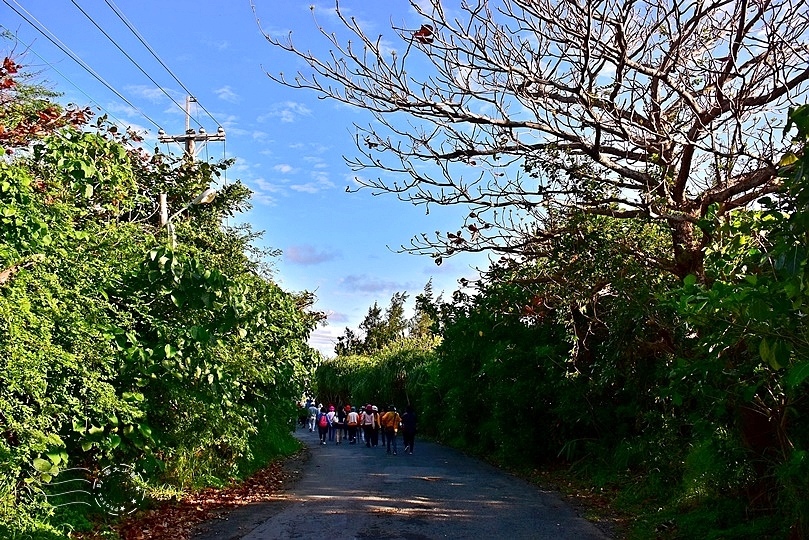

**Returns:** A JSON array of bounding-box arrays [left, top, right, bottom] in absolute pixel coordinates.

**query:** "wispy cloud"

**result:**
[[214, 85, 240, 103], [308, 326, 339, 357], [274, 163, 296, 174], [285, 245, 340, 265], [326, 311, 349, 324], [205, 39, 230, 51], [124, 84, 177, 103], [291, 170, 335, 193], [259, 101, 312, 123], [340, 274, 411, 294]]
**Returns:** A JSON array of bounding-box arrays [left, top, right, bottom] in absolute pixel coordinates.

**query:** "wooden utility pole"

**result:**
[[157, 96, 225, 226]]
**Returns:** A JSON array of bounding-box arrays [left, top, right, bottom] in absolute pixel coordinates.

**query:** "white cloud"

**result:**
[[205, 39, 230, 51], [253, 178, 286, 193], [214, 85, 240, 103], [291, 170, 335, 193], [124, 84, 176, 103], [308, 326, 339, 357], [340, 274, 413, 294], [285, 245, 340, 265], [274, 163, 296, 174], [259, 101, 312, 123]]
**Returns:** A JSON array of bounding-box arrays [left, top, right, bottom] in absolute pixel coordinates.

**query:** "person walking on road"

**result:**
[[342, 404, 351, 441], [361, 405, 376, 448], [333, 405, 345, 445], [379, 405, 387, 447], [371, 405, 381, 447], [326, 405, 337, 442], [346, 406, 359, 444], [307, 402, 319, 432], [401, 405, 417, 455], [381, 405, 401, 455], [316, 406, 329, 445]]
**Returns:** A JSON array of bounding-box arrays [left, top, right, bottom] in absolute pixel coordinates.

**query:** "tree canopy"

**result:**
[[263, 0, 809, 279]]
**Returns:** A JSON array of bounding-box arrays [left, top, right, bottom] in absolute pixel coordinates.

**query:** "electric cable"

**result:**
[[102, 0, 223, 130], [0, 23, 129, 128], [2, 0, 164, 131], [69, 0, 202, 128]]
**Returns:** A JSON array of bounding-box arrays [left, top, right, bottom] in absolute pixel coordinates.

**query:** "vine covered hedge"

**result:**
[[0, 59, 320, 537]]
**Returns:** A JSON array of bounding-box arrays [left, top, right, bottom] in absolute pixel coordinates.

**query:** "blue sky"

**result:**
[[1, 1, 488, 355]]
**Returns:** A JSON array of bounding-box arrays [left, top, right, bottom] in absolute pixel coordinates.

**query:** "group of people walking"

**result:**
[[302, 401, 417, 455]]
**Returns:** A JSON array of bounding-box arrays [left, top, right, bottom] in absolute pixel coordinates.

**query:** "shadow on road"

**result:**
[[194, 427, 611, 540]]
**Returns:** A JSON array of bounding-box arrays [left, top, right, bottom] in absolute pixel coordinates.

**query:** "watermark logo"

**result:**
[[93, 464, 146, 516], [26, 465, 146, 516]]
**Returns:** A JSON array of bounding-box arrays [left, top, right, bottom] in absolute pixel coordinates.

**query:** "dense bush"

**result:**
[[318, 108, 809, 537], [0, 60, 319, 537]]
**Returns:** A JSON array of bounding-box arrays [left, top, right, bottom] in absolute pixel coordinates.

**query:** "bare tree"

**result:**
[[257, 0, 809, 279]]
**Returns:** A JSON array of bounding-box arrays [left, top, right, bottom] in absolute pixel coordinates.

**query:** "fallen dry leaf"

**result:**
[[74, 449, 304, 540]]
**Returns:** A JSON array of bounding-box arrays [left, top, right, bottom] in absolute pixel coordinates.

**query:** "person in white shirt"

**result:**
[[360, 405, 376, 448], [307, 403, 319, 432], [346, 407, 359, 444]]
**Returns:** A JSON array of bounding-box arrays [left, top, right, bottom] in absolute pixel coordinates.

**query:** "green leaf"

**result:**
[[165, 344, 178, 358], [779, 152, 799, 167], [138, 424, 153, 439], [122, 391, 144, 402], [84, 183, 93, 198], [33, 458, 51, 473], [759, 338, 776, 368], [683, 274, 697, 287], [785, 361, 809, 387], [109, 434, 121, 449], [772, 340, 792, 370]]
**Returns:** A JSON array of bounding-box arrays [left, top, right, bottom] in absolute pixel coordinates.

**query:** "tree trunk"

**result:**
[[669, 218, 706, 281]]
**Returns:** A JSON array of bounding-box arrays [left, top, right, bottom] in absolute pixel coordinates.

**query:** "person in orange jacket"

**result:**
[[380, 405, 401, 455]]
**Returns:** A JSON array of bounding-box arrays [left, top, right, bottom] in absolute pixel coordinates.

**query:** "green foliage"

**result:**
[[0, 62, 318, 537], [315, 338, 437, 409], [323, 141, 809, 536], [334, 291, 424, 356]]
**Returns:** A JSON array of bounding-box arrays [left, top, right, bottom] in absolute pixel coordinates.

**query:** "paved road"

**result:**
[[195, 428, 610, 540]]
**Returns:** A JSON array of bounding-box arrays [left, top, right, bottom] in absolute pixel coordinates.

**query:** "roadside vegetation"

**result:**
[[317, 133, 809, 536], [4, 0, 809, 537], [0, 56, 321, 538], [276, 1, 809, 536]]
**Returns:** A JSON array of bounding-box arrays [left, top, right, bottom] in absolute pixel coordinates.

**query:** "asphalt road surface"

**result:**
[[194, 428, 611, 540]]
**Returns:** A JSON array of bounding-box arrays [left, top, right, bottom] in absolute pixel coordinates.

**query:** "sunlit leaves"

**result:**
[[0, 61, 319, 536]]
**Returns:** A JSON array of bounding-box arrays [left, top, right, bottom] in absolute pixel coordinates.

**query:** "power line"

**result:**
[[68, 0, 201, 128], [0, 24, 128, 128], [103, 0, 223, 129], [2, 0, 164, 131]]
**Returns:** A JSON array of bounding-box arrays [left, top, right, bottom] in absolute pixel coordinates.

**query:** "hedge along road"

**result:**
[[194, 428, 611, 540]]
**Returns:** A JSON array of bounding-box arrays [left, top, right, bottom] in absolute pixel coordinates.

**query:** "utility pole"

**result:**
[[157, 96, 225, 226]]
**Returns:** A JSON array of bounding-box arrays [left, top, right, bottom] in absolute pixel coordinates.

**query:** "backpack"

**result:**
[[318, 413, 328, 428]]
